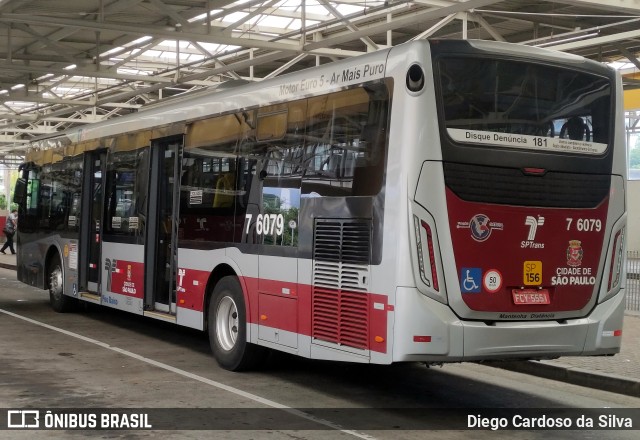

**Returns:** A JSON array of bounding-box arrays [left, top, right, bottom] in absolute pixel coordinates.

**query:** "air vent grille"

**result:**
[[314, 221, 371, 264], [312, 219, 371, 350]]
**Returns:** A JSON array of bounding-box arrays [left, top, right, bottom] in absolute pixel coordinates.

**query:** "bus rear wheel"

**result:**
[[48, 254, 75, 312], [208, 276, 267, 371]]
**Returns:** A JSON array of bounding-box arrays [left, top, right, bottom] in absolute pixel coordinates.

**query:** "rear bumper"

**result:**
[[392, 287, 625, 362]]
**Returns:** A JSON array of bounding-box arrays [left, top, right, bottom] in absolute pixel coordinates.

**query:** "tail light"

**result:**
[[607, 227, 625, 292], [413, 216, 439, 292]]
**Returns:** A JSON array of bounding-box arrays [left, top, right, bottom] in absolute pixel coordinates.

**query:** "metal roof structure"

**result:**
[[1, 0, 640, 166]]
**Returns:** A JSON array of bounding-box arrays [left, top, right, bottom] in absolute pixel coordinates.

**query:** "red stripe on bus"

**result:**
[[174, 269, 389, 353]]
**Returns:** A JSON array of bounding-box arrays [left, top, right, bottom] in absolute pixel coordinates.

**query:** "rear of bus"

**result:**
[[399, 40, 626, 361]]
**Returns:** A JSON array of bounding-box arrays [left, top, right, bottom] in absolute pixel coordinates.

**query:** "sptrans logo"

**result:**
[[522, 215, 545, 249]]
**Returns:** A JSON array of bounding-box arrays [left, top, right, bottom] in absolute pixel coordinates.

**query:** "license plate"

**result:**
[[512, 289, 550, 305]]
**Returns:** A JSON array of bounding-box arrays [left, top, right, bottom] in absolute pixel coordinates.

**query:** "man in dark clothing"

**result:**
[[1, 209, 17, 255]]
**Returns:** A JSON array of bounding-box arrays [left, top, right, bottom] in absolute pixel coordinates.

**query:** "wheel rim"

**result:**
[[50, 265, 63, 299], [215, 295, 239, 351]]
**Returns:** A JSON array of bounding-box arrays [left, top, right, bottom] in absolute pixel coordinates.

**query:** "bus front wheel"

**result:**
[[48, 254, 75, 313], [208, 276, 267, 371]]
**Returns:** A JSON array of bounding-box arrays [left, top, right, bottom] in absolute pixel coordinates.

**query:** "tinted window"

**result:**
[[302, 83, 389, 196], [182, 81, 391, 246], [35, 158, 83, 232], [437, 57, 611, 153], [181, 114, 242, 243], [104, 149, 149, 240]]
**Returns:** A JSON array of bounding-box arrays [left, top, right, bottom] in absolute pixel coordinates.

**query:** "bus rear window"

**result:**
[[437, 57, 611, 155]]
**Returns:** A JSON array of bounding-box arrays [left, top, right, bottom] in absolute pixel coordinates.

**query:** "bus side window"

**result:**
[[16, 169, 41, 233], [38, 171, 54, 229], [301, 83, 389, 197], [104, 149, 148, 240], [212, 159, 236, 208], [178, 154, 239, 242], [26, 170, 40, 218]]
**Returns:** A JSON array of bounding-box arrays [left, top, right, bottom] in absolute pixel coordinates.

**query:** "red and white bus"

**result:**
[[14, 39, 627, 370]]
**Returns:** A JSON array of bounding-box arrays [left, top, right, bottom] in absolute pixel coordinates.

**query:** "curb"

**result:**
[[0, 263, 16, 271], [487, 360, 640, 398]]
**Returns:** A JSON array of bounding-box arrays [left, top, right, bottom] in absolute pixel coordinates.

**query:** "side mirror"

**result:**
[[13, 178, 27, 205]]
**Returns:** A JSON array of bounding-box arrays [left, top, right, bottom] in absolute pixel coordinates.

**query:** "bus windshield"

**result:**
[[437, 57, 612, 155]]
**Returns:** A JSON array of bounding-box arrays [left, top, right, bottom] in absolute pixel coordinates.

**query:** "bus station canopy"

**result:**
[[1, 0, 640, 165]]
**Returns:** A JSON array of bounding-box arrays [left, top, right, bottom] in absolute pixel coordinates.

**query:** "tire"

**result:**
[[208, 276, 267, 371], [48, 254, 75, 313]]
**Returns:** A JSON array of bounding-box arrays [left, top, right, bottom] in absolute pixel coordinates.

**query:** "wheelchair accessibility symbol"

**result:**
[[460, 268, 482, 293]]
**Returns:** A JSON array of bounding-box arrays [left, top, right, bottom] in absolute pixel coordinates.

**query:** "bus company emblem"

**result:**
[[469, 215, 492, 241], [522, 215, 545, 249], [457, 214, 504, 242], [566, 240, 584, 267]]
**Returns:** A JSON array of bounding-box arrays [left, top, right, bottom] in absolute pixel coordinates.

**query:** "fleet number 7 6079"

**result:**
[[566, 218, 602, 232]]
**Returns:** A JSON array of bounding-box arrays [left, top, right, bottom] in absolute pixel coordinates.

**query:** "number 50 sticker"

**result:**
[[483, 269, 503, 293]]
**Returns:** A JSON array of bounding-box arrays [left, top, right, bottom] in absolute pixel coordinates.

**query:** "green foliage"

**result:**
[[0, 194, 5, 210]]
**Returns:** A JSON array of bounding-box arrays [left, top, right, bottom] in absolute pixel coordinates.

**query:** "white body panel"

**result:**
[[25, 40, 626, 366]]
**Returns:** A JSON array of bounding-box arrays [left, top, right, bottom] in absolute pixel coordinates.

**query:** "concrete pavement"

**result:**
[[0, 251, 16, 270], [493, 312, 640, 398]]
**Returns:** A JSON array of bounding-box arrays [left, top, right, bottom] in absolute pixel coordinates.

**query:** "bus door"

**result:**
[[145, 137, 182, 313], [79, 150, 107, 294]]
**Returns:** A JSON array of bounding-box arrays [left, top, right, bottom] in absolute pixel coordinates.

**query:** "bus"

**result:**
[[13, 39, 627, 371]]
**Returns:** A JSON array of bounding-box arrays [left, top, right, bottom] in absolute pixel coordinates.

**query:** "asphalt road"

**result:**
[[0, 267, 638, 440]]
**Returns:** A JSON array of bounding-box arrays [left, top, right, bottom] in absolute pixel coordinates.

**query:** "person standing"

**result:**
[[1, 209, 17, 255]]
